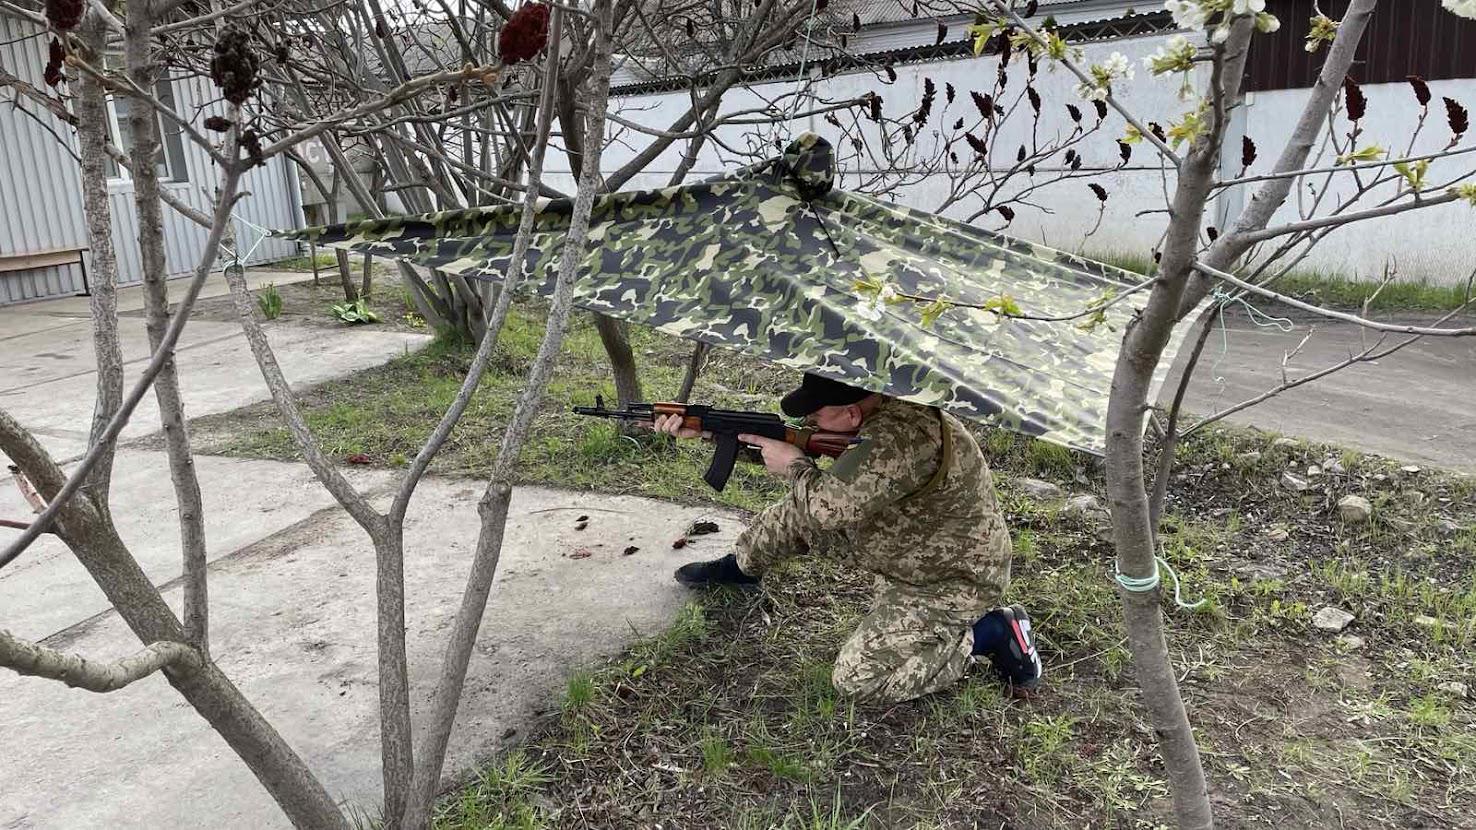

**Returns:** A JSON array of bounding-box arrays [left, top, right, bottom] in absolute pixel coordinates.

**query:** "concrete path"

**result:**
[[1, 273, 741, 828], [0, 269, 424, 461], [1, 465, 735, 829], [1176, 309, 1476, 475]]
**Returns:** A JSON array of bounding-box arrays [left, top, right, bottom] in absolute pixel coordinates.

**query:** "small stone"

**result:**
[[1308, 465, 1323, 477], [1016, 478, 1065, 499], [1272, 437, 1300, 449], [1415, 615, 1441, 628], [1238, 561, 1288, 581], [1313, 606, 1355, 632], [1281, 472, 1310, 492], [1401, 465, 1422, 474], [1438, 519, 1463, 537], [1324, 457, 1347, 475], [1064, 494, 1105, 516], [1336, 495, 1373, 524], [1373, 474, 1387, 483], [1263, 525, 1290, 542], [1337, 634, 1365, 650], [1438, 681, 1469, 699]]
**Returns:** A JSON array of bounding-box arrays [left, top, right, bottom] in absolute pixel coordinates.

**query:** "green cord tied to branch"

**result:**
[[1115, 555, 1206, 611]]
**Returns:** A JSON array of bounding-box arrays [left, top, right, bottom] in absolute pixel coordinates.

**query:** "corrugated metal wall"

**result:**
[[1245, 0, 1476, 92], [104, 70, 302, 286], [0, 15, 302, 305], [0, 16, 89, 304]]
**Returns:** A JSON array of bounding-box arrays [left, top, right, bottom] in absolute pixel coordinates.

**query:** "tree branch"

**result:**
[[0, 630, 200, 692], [1193, 261, 1476, 336], [1234, 190, 1462, 246], [0, 173, 246, 570]]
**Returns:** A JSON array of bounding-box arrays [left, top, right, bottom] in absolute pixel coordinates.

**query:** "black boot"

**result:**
[[674, 553, 759, 588]]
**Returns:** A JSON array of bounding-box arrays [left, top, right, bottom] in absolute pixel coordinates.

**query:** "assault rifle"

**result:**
[[572, 396, 860, 491]]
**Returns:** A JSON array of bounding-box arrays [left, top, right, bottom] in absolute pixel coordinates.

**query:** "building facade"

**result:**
[[562, 0, 1476, 286], [0, 15, 302, 305]]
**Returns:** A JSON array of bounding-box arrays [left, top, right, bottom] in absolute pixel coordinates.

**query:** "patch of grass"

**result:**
[[562, 671, 595, 718], [699, 731, 734, 776], [269, 253, 341, 272], [435, 750, 551, 830], [193, 303, 789, 512], [1091, 249, 1474, 312]]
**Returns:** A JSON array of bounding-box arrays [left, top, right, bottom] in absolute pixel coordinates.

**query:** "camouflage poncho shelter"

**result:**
[[281, 133, 1185, 454]]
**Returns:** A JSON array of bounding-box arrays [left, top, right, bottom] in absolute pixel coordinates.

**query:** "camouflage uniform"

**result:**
[[735, 397, 1011, 703]]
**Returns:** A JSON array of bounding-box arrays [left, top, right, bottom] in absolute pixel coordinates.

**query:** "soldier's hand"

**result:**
[[652, 413, 706, 440], [738, 434, 805, 476]]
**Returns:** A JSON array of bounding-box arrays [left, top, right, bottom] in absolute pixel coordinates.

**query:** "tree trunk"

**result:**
[[336, 249, 358, 302], [594, 314, 643, 405], [1103, 19, 1257, 830], [556, 85, 643, 405], [399, 6, 611, 825], [123, 13, 209, 652], [676, 341, 708, 403], [75, 17, 125, 510]]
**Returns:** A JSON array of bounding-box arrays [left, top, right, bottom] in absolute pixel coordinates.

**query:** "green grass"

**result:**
[[269, 253, 344, 272], [194, 303, 794, 512], [187, 296, 1476, 830], [1092, 249, 1474, 313]]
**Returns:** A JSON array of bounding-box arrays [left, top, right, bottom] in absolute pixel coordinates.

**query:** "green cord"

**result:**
[[1115, 555, 1206, 611]]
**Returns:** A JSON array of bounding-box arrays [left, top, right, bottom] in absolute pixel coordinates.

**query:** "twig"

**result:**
[[987, 0, 1181, 169], [1193, 261, 1476, 336]]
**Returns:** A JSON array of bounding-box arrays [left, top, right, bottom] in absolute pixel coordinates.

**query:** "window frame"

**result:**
[[102, 66, 189, 185]]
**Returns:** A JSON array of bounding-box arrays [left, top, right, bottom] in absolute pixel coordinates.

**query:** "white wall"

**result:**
[[1236, 78, 1476, 286], [548, 30, 1476, 286]]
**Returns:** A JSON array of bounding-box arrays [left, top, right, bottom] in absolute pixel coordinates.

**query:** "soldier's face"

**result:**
[[808, 404, 863, 433]]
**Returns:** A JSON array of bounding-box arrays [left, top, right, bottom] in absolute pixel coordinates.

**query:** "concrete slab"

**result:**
[[1178, 311, 1476, 474], [0, 480, 739, 829], [0, 267, 313, 320], [0, 452, 396, 641], [0, 319, 429, 462]]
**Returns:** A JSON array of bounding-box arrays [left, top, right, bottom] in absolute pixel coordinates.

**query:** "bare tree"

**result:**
[[977, 3, 1475, 828], [0, 1, 614, 827]]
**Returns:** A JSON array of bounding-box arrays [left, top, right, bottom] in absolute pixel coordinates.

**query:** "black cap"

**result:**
[[780, 373, 873, 418]]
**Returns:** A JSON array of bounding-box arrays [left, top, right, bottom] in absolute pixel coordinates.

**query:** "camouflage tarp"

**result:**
[[279, 133, 1186, 455]]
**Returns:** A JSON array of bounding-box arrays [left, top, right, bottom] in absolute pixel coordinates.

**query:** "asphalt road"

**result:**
[[1173, 308, 1475, 474]]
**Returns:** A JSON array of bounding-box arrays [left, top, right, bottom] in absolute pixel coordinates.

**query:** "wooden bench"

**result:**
[[0, 247, 90, 295], [0, 247, 87, 274]]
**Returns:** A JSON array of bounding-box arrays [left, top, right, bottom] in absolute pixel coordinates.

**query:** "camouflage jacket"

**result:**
[[784, 397, 1011, 601]]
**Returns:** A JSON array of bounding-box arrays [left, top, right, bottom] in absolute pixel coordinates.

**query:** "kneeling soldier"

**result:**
[[655, 373, 1041, 704]]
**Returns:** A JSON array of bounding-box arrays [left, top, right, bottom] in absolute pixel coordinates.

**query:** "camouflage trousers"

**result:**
[[736, 500, 992, 704]]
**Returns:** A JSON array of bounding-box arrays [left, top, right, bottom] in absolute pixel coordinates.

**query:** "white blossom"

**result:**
[[1232, 0, 1266, 15], [1256, 12, 1281, 32], [1211, 24, 1231, 44], [1102, 51, 1134, 80], [1075, 82, 1109, 102], [1443, 0, 1476, 19], [1164, 0, 1210, 31], [878, 284, 899, 303], [1144, 34, 1196, 74]]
